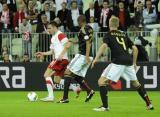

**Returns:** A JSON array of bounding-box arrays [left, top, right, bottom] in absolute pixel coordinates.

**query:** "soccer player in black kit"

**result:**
[[92, 16, 154, 111], [57, 15, 95, 103]]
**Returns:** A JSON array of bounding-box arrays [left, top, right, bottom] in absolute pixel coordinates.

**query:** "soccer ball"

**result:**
[[27, 92, 38, 101]]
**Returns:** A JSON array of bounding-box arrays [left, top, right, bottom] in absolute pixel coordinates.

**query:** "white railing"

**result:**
[[0, 31, 160, 62]]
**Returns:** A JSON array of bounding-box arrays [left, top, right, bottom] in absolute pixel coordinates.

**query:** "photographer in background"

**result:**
[[134, 36, 152, 62]]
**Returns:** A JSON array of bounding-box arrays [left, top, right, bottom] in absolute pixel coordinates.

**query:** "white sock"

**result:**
[[46, 77, 54, 99], [59, 79, 78, 92]]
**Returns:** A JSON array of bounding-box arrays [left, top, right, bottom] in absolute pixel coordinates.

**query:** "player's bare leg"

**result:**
[[131, 80, 154, 110], [40, 68, 55, 102], [93, 76, 109, 111]]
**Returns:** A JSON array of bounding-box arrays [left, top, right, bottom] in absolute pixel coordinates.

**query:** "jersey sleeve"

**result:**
[[58, 33, 68, 45], [84, 25, 93, 41]]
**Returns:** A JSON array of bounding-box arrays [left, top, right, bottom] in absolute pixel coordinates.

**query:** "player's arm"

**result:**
[[42, 50, 54, 56], [86, 37, 92, 64], [127, 35, 138, 69], [94, 43, 108, 61], [91, 43, 108, 68], [132, 45, 138, 69], [57, 41, 72, 60], [68, 39, 78, 44], [85, 26, 93, 64], [35, 50, 54, 57]]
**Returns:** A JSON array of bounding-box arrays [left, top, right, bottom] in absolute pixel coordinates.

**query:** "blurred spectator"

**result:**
[[66, 1, 83, 32], [0, 3, 13, 33], [19, 18, 32, 58], [35, 0, 42, 13], [94, 0, 103, 7], [113, 1, 131, 31], [22, 53, 30, 62], [143, 0, 157, 31], [38, 2, 55, 23], [36, 14, 50, 53], [134, 0, 145, 9], [7, 0, 17, 13], [99, 0, 113, 32], [13, 4, 26, 33], [94, 0, 101, 11], [43, 0, 56, 12], [85, 1, 100, 23], [25, 0, 38, 33], [2, 45, 9, 57], [134, 1, 144, 29], [55, 0, 67, 15], [109, 0, 130, 10], [2, 45, 12, 62], [3, 53, 11, 63], [36, 14, 48, 33], [67, 0, 83, 11], [88, 16, 99, 32], [57, 2, 69, 32]]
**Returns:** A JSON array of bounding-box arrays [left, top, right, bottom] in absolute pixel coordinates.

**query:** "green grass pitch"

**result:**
[[0, 91, 159, 117]]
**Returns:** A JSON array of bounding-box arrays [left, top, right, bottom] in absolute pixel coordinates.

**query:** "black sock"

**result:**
[[99, 86, 108, 108], [63, 77, 71, 99], [74, 76, 92, 94], [137, 85, 151, 106]]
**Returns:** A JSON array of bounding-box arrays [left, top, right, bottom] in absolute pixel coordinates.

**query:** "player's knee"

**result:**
[[44, 74, 49, 78], [64, 69, 73, 78], [44, 69, 54, 78], [54, 76, 61, 83], [98, 77, 109, 86], [131, 80, 141, 88]]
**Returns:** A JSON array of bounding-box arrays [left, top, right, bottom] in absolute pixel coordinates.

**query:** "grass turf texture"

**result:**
[[0, 91, 159, 117]]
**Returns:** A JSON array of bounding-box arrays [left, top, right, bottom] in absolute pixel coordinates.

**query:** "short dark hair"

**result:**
[[61, 2, 67, 6], [71, 1, 77, 5], [44, 2, 50, 6], [77, 15, 86, 23], [24, 53, 29, 56], [49, 21, 59, 28], [103, 0, 109, 4], [118, 0, 124, 4]]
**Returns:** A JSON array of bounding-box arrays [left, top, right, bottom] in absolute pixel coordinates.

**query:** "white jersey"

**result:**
[[50, 30, 68, 60]]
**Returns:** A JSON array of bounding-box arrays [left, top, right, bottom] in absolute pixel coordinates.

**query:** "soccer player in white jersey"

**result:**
[[35, 21, 81, 102]]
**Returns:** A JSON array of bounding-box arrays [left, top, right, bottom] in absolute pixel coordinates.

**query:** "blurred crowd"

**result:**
[[0, 0, 160, 62]]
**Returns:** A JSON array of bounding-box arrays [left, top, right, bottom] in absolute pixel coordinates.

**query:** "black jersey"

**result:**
[[78, 25, 93, 56], [103, 30, 134, 65]]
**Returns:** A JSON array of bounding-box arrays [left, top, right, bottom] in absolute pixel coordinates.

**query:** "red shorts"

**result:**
[[48, 59, 69, 77]]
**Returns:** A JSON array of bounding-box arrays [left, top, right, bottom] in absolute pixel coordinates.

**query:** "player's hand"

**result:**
[[86, 57, 91, 65], [91, 59, 97, 69], [35, 52, 44, 57]]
